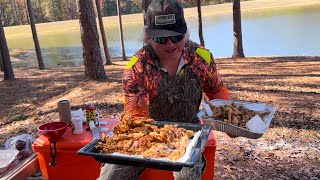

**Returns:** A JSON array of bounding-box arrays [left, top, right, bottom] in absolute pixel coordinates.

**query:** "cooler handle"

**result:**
[[49, 141, 57, 166]]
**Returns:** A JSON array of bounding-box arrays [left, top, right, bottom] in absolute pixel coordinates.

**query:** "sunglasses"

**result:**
[[152, 34, 185, 44]]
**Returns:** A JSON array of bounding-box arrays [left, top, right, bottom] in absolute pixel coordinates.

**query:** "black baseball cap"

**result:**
[[146, 0, 187, 38]]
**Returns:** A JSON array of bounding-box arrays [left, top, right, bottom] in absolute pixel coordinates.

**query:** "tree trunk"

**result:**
[[14, 1, 21, 25], [197, 0, 205, 46], [19, 4, 25, 24], [68, 0, 76, 20], [0, 17, 15, 80], [37, 0, 43, 23], [33, 0, 39, 22], [26, 0, 45, 69], [95, 0, 112, 65], [78, 0, 107, 80], [0, 50, 4, 72], [51, 0, 56, 21], [116, 0, 127, 61], [142, 0, 152, 26], [1, 8, 9, 26], [0, 8, 6, 26], [232, 0, 245, 58], [10, 0, 20, 25]]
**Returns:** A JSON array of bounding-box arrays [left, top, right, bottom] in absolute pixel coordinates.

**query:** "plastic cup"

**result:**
[[71, 116, 83, 134]]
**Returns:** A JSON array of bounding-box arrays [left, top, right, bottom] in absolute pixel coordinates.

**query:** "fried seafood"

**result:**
[[113, 114, 155, 135], [95, 115, 195, 160], [168, 135, 189, 160], [203, 97, 271, 128]]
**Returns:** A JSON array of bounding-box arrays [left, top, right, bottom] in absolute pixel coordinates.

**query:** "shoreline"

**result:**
[[192, 0, 320, 17], [9, 56, 320, 70], [4, 0, 320, 30], [3, 0, 320, 65], [99, 0, 320, 24]]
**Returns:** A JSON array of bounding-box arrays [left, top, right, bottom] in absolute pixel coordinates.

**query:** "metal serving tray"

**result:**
[[202, 118, 264, 139], [77, 121, 211, 171], [198, 100, 276, 139]]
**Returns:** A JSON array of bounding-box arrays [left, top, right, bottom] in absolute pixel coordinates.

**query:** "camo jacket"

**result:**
[[122, 40, 228, 117]]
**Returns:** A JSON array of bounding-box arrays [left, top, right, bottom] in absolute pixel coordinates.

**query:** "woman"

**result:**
[[99, 0, 230, 179]]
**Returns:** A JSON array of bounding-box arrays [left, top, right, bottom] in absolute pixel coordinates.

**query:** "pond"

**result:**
[[4, 4, 320, 67]]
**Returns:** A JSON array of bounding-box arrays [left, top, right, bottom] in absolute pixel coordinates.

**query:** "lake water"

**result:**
[[4, 4, 320, 67]]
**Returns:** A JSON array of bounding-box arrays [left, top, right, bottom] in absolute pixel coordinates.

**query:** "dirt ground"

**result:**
[[0, 56, 319, 179]]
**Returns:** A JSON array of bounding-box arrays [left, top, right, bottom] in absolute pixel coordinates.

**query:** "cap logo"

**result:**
[[155, 14, 176, 25]]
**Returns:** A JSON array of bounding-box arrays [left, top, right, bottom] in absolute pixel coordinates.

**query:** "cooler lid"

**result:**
[[32, 119, 118, 151]]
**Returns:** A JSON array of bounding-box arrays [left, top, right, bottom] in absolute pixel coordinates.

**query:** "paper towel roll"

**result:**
[[89, 121, 96, 130], [201, 102, 213, 116]]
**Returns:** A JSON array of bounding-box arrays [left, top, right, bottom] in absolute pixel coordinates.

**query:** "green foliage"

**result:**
[[0, 0, 78, 26], [0, 0, 244, 27], [103, 0, 117, 16], [103, 0, 141, 16], [44, 0, 65, 21], [121, 0, 141, 15]]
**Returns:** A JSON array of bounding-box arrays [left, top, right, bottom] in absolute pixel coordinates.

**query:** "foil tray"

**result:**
[[202, 119, 263, 139], [198, 99, 276, 139]]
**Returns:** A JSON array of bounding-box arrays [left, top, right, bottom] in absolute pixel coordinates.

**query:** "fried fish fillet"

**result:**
[[96, 115, 194, 160]]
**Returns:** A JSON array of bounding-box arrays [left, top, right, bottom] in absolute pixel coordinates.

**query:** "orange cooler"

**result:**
[[33, 119, 216, 180], [32, 120, 118, 180]]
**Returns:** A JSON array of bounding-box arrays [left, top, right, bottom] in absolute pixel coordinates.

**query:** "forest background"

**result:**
[[0, 0, 250, 27]]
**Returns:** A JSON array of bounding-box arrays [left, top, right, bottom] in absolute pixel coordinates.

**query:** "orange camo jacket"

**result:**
[[122, 41, 230, 118]]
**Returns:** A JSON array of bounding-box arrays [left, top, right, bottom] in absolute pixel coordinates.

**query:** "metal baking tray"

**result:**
[[198, 100, 276, 139], [202, 119, 263, 139], [77, 121, 211, 171]]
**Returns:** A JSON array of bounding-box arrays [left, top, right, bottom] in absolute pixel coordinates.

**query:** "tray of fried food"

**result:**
[[77, 114, 211, 171], [197, 98, 276, 139], [98, 115, 195, 160]]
